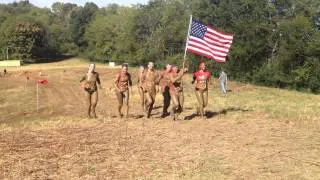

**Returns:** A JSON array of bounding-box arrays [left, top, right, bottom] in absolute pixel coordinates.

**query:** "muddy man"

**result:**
[[114, 64, 132, 118], [141, 62, 159, 118], [169, 65, 186, 120], [80, 64, 102, 118], [192, 62, 211, 119], [137, 66, 146, 112], [159, 64, 172, 118]]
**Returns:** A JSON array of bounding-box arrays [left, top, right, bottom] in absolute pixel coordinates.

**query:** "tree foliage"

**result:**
[[0, 0, 319, 92]]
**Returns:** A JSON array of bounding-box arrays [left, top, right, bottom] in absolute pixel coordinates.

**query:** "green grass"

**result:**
[[209, 83, 320, 122]]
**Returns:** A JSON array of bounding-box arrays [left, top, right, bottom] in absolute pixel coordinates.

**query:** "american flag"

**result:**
[[186, 20, 233, 62]]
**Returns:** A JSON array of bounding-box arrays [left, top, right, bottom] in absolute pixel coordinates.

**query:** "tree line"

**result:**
[[0, 0, 319, 93]]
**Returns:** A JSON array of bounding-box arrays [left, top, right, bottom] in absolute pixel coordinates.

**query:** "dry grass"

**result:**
[[0, 58, 319, 179]]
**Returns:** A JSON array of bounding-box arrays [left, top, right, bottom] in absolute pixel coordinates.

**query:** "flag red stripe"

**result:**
[[189, 37, 230, 54], [187, 45, 226, 59], [204, 33, 233, 45], [188, 40, 228, 56], [187, 46, 226, 62], [206, 31, 233, 42], [203, 36, 231, 48], [187, 48, 226, 62], [187, 48, 213, 59], [187, 20, 233, 62], [207, 25, 234, 39]]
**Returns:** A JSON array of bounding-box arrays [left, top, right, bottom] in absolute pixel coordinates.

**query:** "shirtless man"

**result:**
[[137, 66, 146, 112], [114, 64, 132, 118], [192, 62, 211, 119], [141, 62, 159, 118], [159, 64, 172, 118], [169, 65, 186, 120], [80, 64, 102, 118]]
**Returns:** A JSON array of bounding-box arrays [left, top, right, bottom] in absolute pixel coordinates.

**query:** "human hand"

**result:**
[[183, 68, 188, 73]]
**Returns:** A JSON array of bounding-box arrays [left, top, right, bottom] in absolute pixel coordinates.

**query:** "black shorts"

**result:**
[[84, 88, 96, 94]]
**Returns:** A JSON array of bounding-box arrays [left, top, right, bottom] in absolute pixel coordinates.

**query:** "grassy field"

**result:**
[[0, 58, 319, 179]]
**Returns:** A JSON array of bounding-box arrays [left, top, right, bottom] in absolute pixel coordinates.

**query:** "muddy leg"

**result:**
[[203, 90, 208, 116], [194, 90, 200, 116], [195, 90, 204, 118], [138, 87, 145, 112], [162, 87, 171, 117], [91, 91, 98, 118], [170, 93, 179, 120], [124, 90, 129, 118], [116, 91, 124, 118], [85, 91, 92, 118], [178, 91, 184, 113], [144, 92, 152, 118], [148, 92, 156, 118]]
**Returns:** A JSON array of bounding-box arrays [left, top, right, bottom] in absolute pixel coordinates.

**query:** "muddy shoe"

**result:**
[[171, 113, 178, 121], [175, 114, 182, 121], [161, 112, 169, 118], [196, 107, 200, 115], [144, 112, 149, 119], [92, 112, 97, 119]]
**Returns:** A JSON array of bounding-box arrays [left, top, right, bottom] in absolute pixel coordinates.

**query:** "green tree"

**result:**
[[70, 2, 98, 50]]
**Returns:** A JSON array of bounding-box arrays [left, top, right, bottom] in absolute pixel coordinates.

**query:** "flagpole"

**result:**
[[182, 15, 193, 70]]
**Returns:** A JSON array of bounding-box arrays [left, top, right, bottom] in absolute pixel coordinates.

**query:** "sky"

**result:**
[[0, 0, 149, 8]]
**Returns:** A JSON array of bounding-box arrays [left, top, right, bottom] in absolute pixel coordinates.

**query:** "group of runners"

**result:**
[[80, 61, 222, 120]]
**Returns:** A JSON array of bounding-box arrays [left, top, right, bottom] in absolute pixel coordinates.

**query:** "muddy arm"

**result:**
[[96, 73, 102, 89], [170, 72, 184, 83], [80, 76, 86, 83]]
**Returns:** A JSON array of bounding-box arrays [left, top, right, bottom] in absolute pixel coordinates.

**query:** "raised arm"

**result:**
[[96, 73, 102, 89], [96, 73, 101, 84], [170, 72, 184, 83], [192, 74, 196, 84], [128, 74, 133, 87], [80, 75, 86, 83], [114, 73, 120, 90], [158, 72, 164, 83], [156, 72, 161, 85]]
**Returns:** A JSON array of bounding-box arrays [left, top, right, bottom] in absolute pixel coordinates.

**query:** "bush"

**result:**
[[252, 62, 291, 88], [309, 74, 320, 93]]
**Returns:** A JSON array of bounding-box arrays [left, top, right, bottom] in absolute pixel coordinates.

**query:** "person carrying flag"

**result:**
[[192, 61, 211, 119], [114, 63, 132, 118], [80, 64, 102, 118]]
